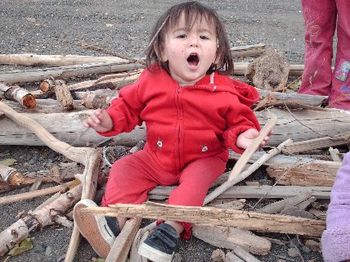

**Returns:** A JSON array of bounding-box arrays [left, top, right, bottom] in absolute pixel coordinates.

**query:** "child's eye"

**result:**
[[176, 34, 187, 38], [200, 35, 210, 40]]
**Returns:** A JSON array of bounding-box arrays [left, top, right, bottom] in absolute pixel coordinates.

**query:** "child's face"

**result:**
[[161, 13, 218, 86]]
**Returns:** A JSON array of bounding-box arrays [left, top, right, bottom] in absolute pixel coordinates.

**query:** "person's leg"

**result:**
[[321, 152, 350, 261], [299, 0, 337, 96], [139, 155, 226, 262], [74, 150, 173, 258], [328, 1, 350, 109]]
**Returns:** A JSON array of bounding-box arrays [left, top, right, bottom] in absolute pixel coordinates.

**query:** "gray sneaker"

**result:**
[[73, 199, 119, 258]]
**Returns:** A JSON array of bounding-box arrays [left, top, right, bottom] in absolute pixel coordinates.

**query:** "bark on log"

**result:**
[[84, 203, 325, 237], [0, 54, 129, 66], [0, 83, 36, 108], [230, 43, 266, 58], [0, 184, 82, 256], [192, 225, 271, 255], [0, 62, 143, 84], [53, 80, 74, 110]]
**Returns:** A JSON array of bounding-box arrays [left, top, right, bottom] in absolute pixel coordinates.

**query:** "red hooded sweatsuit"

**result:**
[[99, 66, 260, 238], [299, 0, 350, 109]]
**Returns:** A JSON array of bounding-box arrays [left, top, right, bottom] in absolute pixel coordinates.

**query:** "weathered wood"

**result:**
[[257, 192, 312, 214], [0, 180, 78, 205], [231, 245, 262, 262], [0, 110, 145, 146], [0, 184, 82, 256], [84, 203, 325, 237], [204, 139, 291, 205], [230, 151, 340, 186], [257, 107, 350, 146], [0, 62, 143, 84], [0, 101, 102, 261], [105, 218, 142, 262], [266, 162, 338, 186], [53, 80, 74, 110], [1, 107, 348, 147], [234, 62, 303, 76], [231, 43, 266, 58], [0, 83, 36, 108], [1, 98, 86, 113], [228, 117, 277, 181], [192, 225, 271, 255], [149, 185, 331, 200], [282, 133, 350, 154], [0, 54, 129, 66], [257, 89, 326, 109]]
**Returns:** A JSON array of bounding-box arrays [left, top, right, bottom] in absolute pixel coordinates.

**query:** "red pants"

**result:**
[[101, 149, 226, 239], [299, 0, 350, 110]]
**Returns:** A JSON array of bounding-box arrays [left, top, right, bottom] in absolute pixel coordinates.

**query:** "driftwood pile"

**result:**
[[0, 44, 350, 262]]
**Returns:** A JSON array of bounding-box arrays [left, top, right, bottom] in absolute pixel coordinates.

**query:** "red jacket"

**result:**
[[100, 67, 260, 172]]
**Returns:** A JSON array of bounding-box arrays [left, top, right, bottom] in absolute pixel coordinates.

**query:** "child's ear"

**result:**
[[155, 44, 168, 62]]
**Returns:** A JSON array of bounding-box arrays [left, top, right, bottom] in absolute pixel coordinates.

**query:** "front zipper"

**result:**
[[175, 86, 184, 171]]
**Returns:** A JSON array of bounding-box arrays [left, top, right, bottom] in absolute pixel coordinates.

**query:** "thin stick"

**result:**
[[228, 117, 277, 181]]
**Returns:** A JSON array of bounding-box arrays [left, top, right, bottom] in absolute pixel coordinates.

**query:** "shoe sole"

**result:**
[[73, 199, 115, 258], [138, 241, 173, 262]]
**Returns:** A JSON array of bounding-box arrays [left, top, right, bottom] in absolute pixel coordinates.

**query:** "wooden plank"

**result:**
[[83, 203, 325, 237]]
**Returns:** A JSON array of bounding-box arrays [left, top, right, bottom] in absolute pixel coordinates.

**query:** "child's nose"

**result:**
[[189, 35, 199, 47]]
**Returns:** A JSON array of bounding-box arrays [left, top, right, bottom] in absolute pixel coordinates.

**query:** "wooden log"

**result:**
[[0, 62, 143, 84], [257, 107, 350, 146], [230, 152, 340, 186], [257, 89, 326, 109], [0, 83, 36, 108], [0, 184, 82, 256], [84, 203, 325, 237], [52, 80, 74, 110], [192, 225, 271, 255], [266, 162, 338, 186], [0, 164, 26, 186], [231, 43, 266, 58], [0, 109, 145, 146], [1, 98, 86, 113], [233, 62, 303, 76], [149, 185, 331, 200], [105, 218, 141, 262], [0, 180, 78, 205], [0, 54, 129, 66], [282, 133, 350, 154], [1, 107, 348, 147], [231, 245, 262, 262]]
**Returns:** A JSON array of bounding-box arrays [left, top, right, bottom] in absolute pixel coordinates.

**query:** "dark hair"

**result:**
[[145, 1, 233, 75]]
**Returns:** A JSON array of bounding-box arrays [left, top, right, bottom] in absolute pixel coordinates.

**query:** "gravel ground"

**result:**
[[0, 1, 323, 262]]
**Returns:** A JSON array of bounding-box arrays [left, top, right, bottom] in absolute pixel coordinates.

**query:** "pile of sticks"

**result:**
[[0, 44, 349, 262]]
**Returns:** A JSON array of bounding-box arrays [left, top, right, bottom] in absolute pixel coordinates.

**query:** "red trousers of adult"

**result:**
[[101, 149, 226, 239], [299, 0, 350, 110]]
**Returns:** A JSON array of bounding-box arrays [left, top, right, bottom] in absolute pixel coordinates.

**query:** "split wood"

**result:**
[[0, 180, 78, 206], [83, 203, 325, 237]]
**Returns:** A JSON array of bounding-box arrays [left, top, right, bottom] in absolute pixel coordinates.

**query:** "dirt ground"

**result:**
[[0, 1, 323, 262]]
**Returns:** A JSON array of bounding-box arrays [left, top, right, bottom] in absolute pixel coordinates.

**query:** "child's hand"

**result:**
[[236, 128, 270, 149], [83, 109, 113, 133]]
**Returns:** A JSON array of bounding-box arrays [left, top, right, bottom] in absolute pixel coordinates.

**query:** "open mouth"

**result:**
[[187, 53, 199, 66]]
